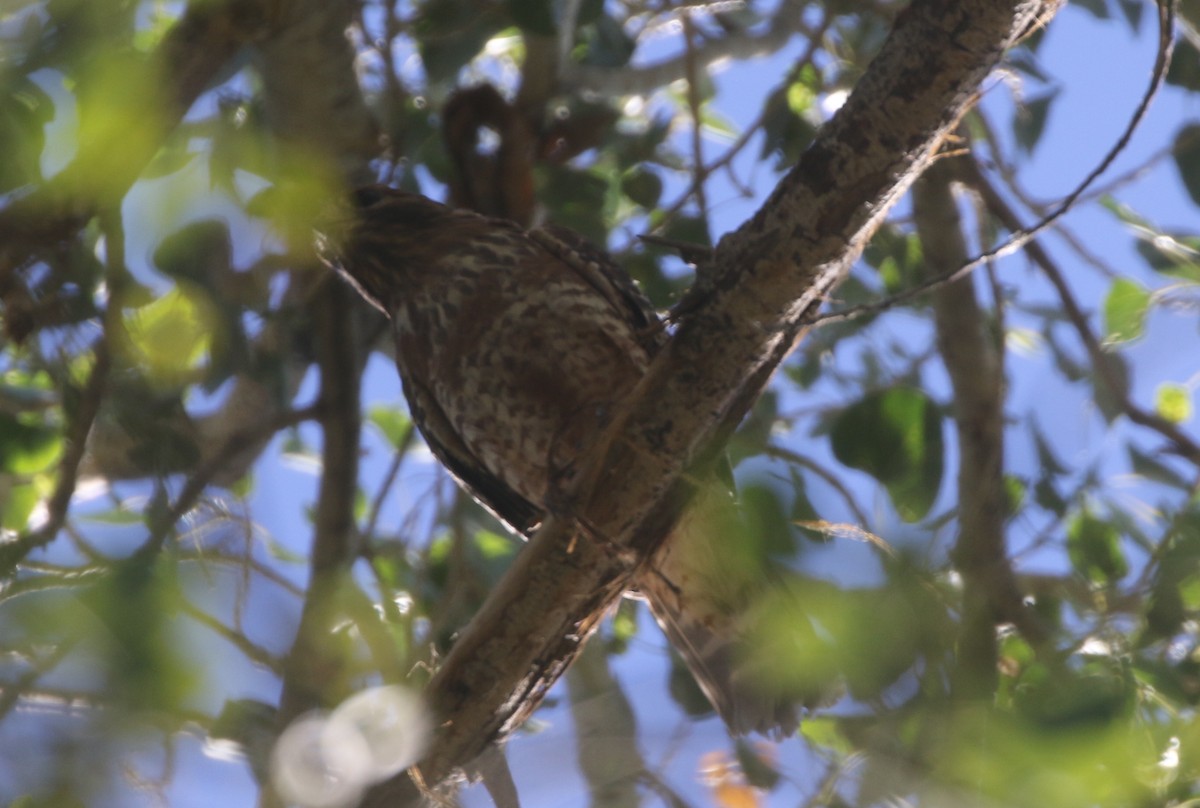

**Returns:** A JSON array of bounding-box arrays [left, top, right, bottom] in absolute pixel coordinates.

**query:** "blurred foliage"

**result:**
[[0, 0, 1198, 806]]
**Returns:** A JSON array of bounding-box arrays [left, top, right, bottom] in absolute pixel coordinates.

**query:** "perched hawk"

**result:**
[[325, 187, 797, 736]]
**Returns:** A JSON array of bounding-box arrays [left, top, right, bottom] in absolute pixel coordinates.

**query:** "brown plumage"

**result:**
[[324, 187, 797, 736]]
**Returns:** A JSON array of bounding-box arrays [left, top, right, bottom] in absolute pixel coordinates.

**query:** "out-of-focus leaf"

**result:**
[[0, 479, 40, 531], [668, 648, 715, 718], [142, 137, 199, 179], [865, 225, 923, 293], [1129, 445, 1190, 489], [620, 167, 662, 208], [1155, 382, 1193, 423], [1173, 124, 1200, 206], [734, 739, 780, 789], [368, 406, 412, 448], [759, 86, 816, 168], [1032, 423, 1068, 478], [1014, 91, 1058, 154], [799, 716, 853, 756], [82, 555, 199, 712], [830, 387, 944, 521], [659, 213, 712, 250], [576, 14, 634, 67], [1167, 40, 1200, 92], [1133, 232, 1200, 281], [1092, 352, 1131, 424], [1116, 0, 1143, 30], [1067, 510, 1128, 584], [416, 0, 506, 84], [540, 164, 613, 244], [118, 286, 216, 389], [1101, 197, 1200, 280], [1071, 0, 1109, 18], [0, 414, 61, 474], [0, 75, 55, 192], [1102, 277, 1151, 346], [506, 0, 555, 34], [1004, 474, 1028, 517]]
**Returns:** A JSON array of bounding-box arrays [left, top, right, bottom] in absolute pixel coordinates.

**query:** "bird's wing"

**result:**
[[402, 373, 543, 536], [529, 224, 666, 354]]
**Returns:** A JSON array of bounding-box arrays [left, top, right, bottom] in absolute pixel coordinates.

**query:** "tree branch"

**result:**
[[361, 2, 1064, 804], [913, 157, 1044, 700]]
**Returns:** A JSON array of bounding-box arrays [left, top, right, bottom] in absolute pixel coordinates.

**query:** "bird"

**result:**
[[321, 186, 798, 736]]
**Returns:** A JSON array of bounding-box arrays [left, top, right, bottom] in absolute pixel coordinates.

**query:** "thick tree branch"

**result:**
[[275, 281, 366, 725], [913, 157, 1041, 699], [362, 2, 1063, 804]]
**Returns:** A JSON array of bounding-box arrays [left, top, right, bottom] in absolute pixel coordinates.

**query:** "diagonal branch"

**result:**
[[361, 2, 1065, 804]]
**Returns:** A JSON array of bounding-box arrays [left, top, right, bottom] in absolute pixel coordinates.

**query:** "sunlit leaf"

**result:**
[[1102, 277, 1151, 346], [0, 479, 40, 531], [1155, 382, 1193, 423], [368, 406, 413, 448], [786, 80, 814, 116], [799, 716, 853, 756], [0, 414, 61, 474], [118, 286, 216, 389]]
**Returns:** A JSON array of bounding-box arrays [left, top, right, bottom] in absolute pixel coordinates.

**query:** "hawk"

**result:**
[[324, 187, 797, 736]]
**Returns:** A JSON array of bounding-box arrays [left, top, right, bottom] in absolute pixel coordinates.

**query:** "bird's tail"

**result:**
[[637, 488, 801, 738]]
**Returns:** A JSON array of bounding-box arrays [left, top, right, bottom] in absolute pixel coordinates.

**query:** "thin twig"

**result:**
[[960, 157, 1200, 467], [136, 403, 320, 559]]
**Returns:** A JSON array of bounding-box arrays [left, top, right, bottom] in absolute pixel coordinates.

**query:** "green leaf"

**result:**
[[1155, 382, 1193, 423], [1133, 232, 1200, 281], [1101, 278, 1150, 346], [830, 387, 944, 521], [0, 480, 40, 531], [620, 167, 662, 208], [0, 414, 61, 474], [1129, 445, 1190, 489], [119, 286, 216, 389], [1014, 91, 1057, 154], [506, 0, 555, 34], [417, 0, 506, 84], [799, 716, 853, 756], [1067, 510, 1128, 584], [1100, 197, 1200, 280], [1166, 39, 1200, 92], [1092, 353, 1130, 424], [786, 79, 815, 116], [577, 14, 634, 68], [1173, 124, 1200, 206], [368, 406, 413, 448], [0, 75, 54, 193]]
